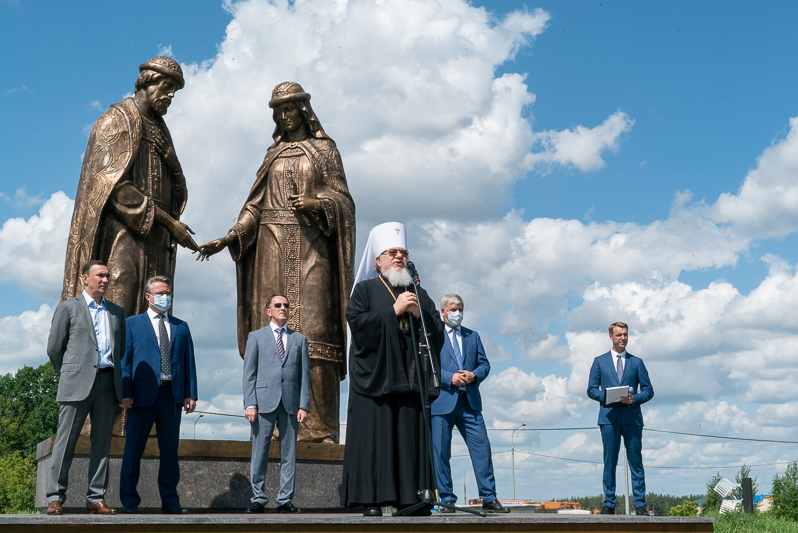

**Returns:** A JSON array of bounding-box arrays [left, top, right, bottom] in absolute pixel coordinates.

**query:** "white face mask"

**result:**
[[446, 310, 463, 328], [152, 294, 172, 312]]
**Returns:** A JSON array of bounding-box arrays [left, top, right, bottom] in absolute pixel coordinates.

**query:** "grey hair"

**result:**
[[440, 293, 464, 309], [144, 275, 172, 294]]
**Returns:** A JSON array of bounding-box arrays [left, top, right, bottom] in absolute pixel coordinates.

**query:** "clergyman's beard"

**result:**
[[383, 267, 412, 287]]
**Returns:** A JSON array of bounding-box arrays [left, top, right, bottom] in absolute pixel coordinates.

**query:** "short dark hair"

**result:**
[[609, 322, 629, 335], [81, 260, 107, 276], [266, 293, 289, 308]]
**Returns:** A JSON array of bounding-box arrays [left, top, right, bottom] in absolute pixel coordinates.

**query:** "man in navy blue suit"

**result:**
[[431, 293, 509, 514], [587, 322, 654, 516], [119, 275, 198, 514]]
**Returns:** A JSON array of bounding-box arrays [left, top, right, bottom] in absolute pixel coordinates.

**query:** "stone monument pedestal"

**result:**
[[35, 436, 343, 511]]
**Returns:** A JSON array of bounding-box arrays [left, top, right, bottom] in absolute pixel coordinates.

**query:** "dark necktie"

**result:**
[[616, 354, 623, 383], [451, 330, 463, 370], [158, 315, 171, 377], [276, 328, 285, 363]]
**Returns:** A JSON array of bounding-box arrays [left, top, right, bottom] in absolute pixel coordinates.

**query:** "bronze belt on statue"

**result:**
[[261, 209, 312, 226]]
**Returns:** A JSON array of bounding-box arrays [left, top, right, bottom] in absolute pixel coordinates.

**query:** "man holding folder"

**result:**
[[587, 322, 654, 516]]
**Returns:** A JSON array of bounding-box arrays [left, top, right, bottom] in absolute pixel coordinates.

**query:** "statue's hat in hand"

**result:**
[[139, 56, 185, 90], [269, 81, 311, 107]]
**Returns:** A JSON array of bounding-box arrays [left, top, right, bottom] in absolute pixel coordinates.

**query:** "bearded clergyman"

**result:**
[[340, 222, 443, 516]]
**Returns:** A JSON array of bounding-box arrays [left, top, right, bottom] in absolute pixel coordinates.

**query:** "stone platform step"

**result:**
[[0, 513, 714, 533]]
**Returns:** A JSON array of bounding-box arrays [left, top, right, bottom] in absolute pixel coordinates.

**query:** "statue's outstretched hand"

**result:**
[[197, 237, 227, 261], [170, 220, 199, 252]]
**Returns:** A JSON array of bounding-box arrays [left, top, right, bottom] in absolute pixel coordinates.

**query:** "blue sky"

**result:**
[[3, 0, 798, 503]]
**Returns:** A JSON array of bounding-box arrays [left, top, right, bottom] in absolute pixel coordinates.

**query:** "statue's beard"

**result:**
[[383, 267, 412, 287]]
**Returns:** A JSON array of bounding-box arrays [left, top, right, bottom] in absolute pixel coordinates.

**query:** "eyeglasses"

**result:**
[[382, 248, 409, 257], [272, 302, 290, 309]]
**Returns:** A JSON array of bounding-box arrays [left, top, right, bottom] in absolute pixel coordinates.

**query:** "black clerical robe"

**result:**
[[340, 275, 443, 508]]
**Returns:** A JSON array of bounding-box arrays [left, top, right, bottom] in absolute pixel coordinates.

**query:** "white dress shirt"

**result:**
[[82, 290, 113, 368]]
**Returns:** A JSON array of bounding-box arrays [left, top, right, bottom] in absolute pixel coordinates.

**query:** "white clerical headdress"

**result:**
[[352, 221, 407, 291]]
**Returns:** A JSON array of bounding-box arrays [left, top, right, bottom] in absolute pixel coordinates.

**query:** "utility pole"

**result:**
[[511, 423, 526, 500]]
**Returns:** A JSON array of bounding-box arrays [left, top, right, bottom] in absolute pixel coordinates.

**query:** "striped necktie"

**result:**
[[276, 328, 285, 363]]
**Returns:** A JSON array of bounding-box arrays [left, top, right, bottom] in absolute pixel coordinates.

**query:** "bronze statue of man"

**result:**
[[199, 82, 355, 444], [62, 56, 198, 318]]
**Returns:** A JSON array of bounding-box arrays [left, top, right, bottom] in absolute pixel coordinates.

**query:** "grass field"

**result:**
[[708, 511, 798, 532]]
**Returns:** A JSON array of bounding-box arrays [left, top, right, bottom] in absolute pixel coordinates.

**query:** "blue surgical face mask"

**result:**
[[446, 310, 463, 328], [152, 294, 172, 312]]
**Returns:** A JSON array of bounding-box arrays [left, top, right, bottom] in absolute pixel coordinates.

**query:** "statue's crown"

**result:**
[[139, 56, 185, 89], [269, 82, 310, 108]]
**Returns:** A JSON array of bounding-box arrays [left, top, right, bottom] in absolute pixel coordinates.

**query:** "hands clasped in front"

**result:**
[[451, 370, 475, 387]]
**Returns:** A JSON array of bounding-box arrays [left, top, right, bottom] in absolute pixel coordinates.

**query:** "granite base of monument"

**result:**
[[35, 436, 343, 511]]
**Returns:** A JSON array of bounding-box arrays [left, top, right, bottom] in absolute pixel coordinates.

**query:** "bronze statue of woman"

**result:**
[[199, 82, 355, 443]]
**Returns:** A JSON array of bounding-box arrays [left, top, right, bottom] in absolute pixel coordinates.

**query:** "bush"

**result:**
[[0, 363, 60, 457], [771, 461, 798, 522], [0, 451, 37, 513], [668, 499, 699, 516]]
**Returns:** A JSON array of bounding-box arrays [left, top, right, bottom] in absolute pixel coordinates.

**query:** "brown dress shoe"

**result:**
[[46, 501, 63, 515], [87, 501, 117, 514]]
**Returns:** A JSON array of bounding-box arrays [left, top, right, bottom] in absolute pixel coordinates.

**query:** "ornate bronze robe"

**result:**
[[229, 136, 355, 443], [62, 97, 187, 318]]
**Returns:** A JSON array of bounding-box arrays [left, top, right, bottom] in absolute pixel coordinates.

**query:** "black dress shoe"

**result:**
[[122, 505, 139, 514], [635, 506, 649, 516], [482, 499, 510, 513], [599, 505, 615, 514], [162, 504, 188, 514], [363, 506, 382, 516], [276, 501, 301, 514], [246, 502, 265, 514]]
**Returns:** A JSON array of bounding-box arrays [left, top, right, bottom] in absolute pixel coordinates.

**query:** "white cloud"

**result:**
[[527, 111, 634, 172], [0, 191, 72, 300], [0, 304, 53, 375], [168, 0, 627, 237], [707, 116, 798, 238]]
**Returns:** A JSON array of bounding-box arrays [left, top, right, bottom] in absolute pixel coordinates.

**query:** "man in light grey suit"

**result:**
[[243, 293, 310, 514], [45, 260, 125, 515]]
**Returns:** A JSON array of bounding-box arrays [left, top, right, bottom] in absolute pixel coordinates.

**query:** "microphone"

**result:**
[[407, 261, 421, 286]]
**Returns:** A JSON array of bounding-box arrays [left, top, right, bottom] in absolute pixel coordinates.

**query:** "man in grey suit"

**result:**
[[243, 294, 310, 514], [45, 260, 124, 515]]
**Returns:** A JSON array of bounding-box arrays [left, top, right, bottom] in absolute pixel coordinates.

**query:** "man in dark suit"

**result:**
[[587, 322, 654, 516], [431, 293, 509, 514], [46, 260, 124, 515], [243, 294, 310, 514], [119, 275, 198, 514]]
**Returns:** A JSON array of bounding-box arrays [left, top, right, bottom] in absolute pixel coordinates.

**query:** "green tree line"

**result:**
[[0, 363, 59, 513]]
